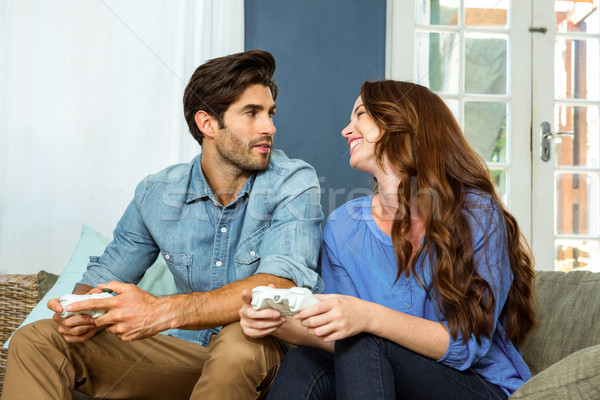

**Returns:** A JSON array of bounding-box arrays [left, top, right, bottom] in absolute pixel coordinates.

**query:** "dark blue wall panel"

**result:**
[[245, 0, 386, 216]]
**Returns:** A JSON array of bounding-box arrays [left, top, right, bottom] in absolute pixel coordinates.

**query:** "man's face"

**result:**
[[214, 84, 277, 172]]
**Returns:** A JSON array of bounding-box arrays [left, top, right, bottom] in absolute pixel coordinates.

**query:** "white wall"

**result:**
[[0, 0, 244, 275]]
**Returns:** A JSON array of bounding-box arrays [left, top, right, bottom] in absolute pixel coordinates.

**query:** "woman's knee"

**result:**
[[335, 333, 423, 369], [269, 347, 335, 400], [334, 332, 382, 356], [280, 346, 333, 375]]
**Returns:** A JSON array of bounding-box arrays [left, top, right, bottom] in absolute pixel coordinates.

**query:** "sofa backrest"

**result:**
[[521, 270, 600, 375]]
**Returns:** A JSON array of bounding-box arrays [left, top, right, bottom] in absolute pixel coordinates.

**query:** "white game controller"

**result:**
[[251, 286, 320, 316], [59, 292, 113, 318]]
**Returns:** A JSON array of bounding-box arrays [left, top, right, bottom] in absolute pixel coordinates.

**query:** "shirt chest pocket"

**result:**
[[161, 252, 193, 293]]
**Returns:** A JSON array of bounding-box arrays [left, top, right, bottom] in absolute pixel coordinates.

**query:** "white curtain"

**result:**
[[0, 0, 244, 275]]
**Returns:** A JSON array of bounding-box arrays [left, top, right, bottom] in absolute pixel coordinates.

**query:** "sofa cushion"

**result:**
[[510, 343, 600, 399], [37, 270, 58, 300], [521, 270, 600, 376]]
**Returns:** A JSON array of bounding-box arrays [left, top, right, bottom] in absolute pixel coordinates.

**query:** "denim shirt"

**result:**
[[78, 149, 324, 347]]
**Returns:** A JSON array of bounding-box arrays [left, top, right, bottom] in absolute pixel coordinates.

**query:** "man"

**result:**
[[2, 50, 323, 399]]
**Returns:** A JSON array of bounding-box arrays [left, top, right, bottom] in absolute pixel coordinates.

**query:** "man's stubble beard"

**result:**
[[216, 125, 272, 172]]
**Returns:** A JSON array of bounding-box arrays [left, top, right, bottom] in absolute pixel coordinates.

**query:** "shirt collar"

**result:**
[[185, 155, 256, 204]]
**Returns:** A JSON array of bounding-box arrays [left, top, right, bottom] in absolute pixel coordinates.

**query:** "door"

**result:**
[[387, 0, 600, 271], [531, 0, 600, 272]]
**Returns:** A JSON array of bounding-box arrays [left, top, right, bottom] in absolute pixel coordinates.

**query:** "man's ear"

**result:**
[[194, 111, 219, 138]]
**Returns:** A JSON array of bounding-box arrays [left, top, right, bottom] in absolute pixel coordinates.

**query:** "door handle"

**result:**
[[539, 121, 574, 162]]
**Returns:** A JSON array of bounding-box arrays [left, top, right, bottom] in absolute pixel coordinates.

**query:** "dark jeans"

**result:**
[[268, 333, 508, 400]]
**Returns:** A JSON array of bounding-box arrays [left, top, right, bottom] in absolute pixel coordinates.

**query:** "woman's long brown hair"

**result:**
[[361, 80, 536, 346]]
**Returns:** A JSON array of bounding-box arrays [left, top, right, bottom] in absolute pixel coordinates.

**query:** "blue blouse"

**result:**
[[321, 193, 531, 395]]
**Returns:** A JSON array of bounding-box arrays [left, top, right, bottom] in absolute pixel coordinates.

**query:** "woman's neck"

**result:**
[[373, 172, 401, 221], [371, 171, 425, 244]]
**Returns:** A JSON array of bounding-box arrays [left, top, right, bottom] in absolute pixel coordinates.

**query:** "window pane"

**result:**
[[556, 0, 599, 34], [464, 101, 507, 162], [555, 240, 600, 272], [465, 0, 508, 27], [555, 38, 600, 100], [416, 0, 459, 26], [555, 105, 599, 167], [465, 35, 507, 95], [416, 32, 460, 94], [490, 169, 507, 204], [556, 172, 600, 236], [443, 98, 460, 125]]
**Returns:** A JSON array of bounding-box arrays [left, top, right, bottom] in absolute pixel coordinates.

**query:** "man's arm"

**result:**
[[73, 273, 295, 342], [163, 273, 295, 330], [250, 159, 324, 291]]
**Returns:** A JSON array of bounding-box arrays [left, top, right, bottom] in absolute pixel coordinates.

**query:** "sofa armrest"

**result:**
[[0, 274, 39, 393], [521, 270, 600, 375], [510, 344, 600, 399]]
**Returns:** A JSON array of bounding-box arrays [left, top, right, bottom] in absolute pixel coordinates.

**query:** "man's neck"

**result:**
[[200, 155, 251, 206]]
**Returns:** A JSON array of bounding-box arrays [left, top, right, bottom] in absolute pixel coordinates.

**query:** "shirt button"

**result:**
[[164, 254, 171, 260], [221, 227, 227, 233], [250, 251, 256, 256], [215, 260, 222, 267], [407, 304, 412, 309]]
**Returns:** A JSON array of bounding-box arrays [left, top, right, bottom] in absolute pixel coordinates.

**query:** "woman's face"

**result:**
[[341, 96, 381, 173]]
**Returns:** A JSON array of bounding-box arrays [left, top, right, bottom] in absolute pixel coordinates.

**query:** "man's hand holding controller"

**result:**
[[49, 281, 173, 343], [59, 289, 115, 318], [47, 286, 117, 343]]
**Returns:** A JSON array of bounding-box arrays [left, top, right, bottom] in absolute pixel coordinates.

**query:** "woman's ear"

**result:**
[[194, 111, 219, 138]]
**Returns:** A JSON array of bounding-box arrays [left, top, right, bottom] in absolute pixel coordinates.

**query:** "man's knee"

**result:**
[[209, 322, 284, 367], [195, 323, 284, 396], [205, 322, 285, 387], [8, 319, 62, 354]]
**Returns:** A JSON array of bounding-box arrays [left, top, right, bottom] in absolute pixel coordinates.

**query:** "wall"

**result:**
[[245, 0, 387, 216]]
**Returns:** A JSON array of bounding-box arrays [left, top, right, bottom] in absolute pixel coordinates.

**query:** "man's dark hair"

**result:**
[[183, 49, 278, 146]]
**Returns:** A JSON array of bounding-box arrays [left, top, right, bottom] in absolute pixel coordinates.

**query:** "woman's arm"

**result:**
[[314, 237, 449, 360], [296, 294, 449, 360]]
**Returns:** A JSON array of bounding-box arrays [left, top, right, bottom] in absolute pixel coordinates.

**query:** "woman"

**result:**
[[239, 80, 536, 399]]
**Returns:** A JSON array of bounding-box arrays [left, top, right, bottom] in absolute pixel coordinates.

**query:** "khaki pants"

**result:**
[[2, 319, 285, 399]]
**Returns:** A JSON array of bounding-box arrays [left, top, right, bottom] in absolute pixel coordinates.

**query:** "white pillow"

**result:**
[[3, 225, 177, 348]]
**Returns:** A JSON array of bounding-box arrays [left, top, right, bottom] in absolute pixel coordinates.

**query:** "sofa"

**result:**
[[1, 269, 600, 399]]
